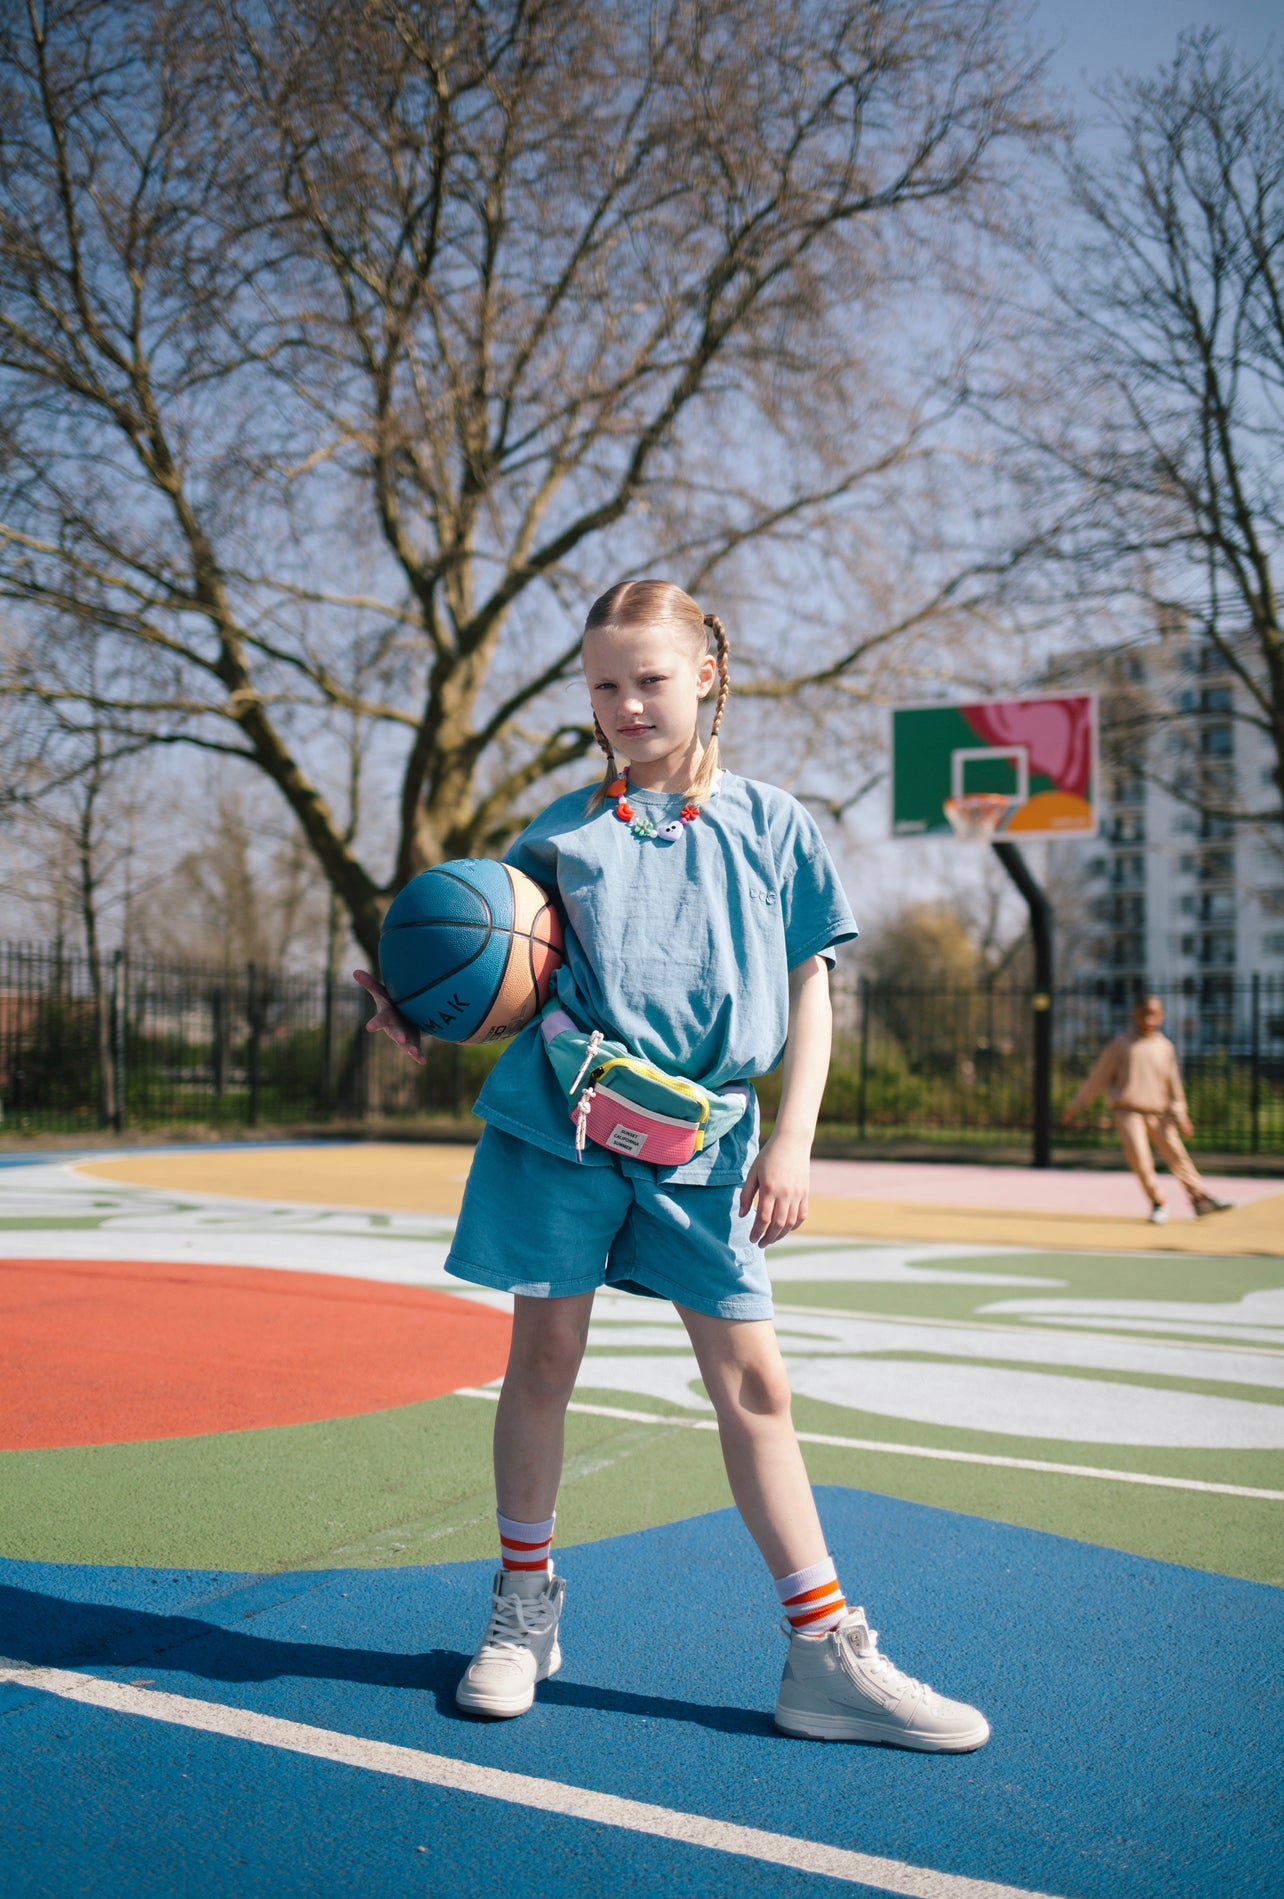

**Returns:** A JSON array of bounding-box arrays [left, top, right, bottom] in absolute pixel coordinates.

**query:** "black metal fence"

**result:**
[[817, 972, 1284, 1154], [2, 941, 1281, 1154]]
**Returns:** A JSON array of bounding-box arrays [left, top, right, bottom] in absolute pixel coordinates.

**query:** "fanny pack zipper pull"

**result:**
[[569, 1031, 605, 1097], [574, 1085, 596, 1160]]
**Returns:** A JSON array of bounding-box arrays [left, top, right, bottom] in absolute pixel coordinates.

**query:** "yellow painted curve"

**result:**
[[76, 1147, 1284, 1256]]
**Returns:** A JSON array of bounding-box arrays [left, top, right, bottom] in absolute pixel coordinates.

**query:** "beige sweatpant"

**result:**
[[1114, 1109, 1207, 1208]]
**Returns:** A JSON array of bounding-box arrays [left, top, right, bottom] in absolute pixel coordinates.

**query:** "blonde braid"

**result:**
[[588, 712, 620, 811], [686, 611, 731, 805]]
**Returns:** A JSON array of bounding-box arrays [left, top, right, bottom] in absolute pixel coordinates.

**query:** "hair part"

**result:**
[[584, 580, 731, 809]]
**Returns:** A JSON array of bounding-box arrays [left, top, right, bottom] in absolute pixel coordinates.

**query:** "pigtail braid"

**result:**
[[686, 610, 731, 806], [586, 713, 621, 812]]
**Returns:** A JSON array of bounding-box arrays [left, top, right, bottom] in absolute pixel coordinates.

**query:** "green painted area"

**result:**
[[2, 1383, 1279, 1587], [0, 1397, 734, 1575], [0, 1216, 109, 1231], [777, 1248, 1284, 1321], [2, 1232, 1279, 1587]]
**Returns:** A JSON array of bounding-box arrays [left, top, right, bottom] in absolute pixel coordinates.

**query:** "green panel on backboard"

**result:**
[[891, 696, 1098, 840]]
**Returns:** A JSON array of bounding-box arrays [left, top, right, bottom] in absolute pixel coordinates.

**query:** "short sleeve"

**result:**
[[502, 788, 594, 892], [774, 798, 858, 969]]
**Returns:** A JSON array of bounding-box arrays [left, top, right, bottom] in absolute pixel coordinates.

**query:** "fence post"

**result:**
[[991, 841, 1054, 1168], [1251, 971, 1261, 1156], [322, 964, 335, 1112], [211, 987, 225, 1102], [857, 975, 870, 1142], [111, 949, 126, 1133], [247, 962, 261, 1128]]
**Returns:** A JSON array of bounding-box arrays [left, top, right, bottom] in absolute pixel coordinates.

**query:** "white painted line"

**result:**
[[455, 1390, 1284, 1503], [0, 1663, 1063, 1899]]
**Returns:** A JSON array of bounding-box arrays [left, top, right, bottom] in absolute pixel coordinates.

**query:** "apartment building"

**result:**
[[1059, 637, 1283, 1055]]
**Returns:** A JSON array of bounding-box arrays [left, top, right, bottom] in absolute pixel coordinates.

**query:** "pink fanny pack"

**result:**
[[540, 1008, 748, 1165]]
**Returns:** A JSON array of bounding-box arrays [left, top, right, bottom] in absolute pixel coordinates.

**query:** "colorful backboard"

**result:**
[[890, 695, 1098, 840]]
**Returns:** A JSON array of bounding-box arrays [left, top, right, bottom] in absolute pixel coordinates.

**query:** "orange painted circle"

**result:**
[[0, 1259, 512, 1450]]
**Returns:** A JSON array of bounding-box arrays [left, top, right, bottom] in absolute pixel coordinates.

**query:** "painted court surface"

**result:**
[[2, 1145, 1282, 1898]]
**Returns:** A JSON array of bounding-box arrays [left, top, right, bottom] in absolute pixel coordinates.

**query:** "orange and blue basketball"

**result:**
[[378, 859, 564, 1043]]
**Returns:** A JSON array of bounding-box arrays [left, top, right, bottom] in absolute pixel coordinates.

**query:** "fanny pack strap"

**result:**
[[541, 1005, 748, 1146]]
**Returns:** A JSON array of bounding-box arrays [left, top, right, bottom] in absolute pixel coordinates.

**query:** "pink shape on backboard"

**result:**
[[961, 698, 1094, 799]]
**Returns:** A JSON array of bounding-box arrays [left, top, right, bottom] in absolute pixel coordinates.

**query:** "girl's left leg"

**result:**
[[674, 1304, 827, 1579], [677, 1302, 990, 1752]]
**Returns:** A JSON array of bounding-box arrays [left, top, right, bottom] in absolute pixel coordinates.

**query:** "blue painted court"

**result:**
[[4, 1494, 1283, 1898]]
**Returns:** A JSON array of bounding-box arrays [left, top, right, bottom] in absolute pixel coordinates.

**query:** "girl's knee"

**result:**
[[507, 1301, 589, 1398], [710, 1343, 794, 1425]]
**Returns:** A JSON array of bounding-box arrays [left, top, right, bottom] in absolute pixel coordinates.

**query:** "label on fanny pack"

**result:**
[[604, 1123, 648, 1155]]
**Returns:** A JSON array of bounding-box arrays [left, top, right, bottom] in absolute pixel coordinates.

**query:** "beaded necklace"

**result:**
[[608, 774, 700, 845]]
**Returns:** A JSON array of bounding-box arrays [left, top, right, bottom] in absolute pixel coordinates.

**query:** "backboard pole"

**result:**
[[991, 842, 1053, 1169]]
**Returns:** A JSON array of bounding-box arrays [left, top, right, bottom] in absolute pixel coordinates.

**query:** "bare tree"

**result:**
[[0, 627, 149, 1120], [140, 785, 329, 968], [1024, 31, 1284, 829], [0, 0, 1046, 957]]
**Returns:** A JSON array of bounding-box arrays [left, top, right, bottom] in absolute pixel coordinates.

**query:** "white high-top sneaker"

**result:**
[[455, 1569, 565, 1718], [774, 1607, 990, 1752]]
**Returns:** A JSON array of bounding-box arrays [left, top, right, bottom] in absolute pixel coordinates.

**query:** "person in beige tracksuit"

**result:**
[[1062, 996, 1233, 1224]]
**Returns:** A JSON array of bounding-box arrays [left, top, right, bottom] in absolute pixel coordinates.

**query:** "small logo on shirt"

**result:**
[[748, 885, 777, 905]]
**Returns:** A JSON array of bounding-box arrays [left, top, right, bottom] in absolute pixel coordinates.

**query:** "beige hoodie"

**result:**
[[1068, 1031, 1189, 1118]]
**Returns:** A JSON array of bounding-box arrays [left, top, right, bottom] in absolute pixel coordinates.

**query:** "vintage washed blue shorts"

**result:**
[[444, 1126, 773, 1321]]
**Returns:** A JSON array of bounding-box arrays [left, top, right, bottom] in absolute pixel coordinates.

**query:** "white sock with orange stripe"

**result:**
[[775, 1556, 848, 1636], [497, 1510, 555, 1581]]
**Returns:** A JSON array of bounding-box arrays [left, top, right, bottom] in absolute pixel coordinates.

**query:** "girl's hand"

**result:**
[[353, 968, 426, 1066], [739, 1130, 811, 1246]]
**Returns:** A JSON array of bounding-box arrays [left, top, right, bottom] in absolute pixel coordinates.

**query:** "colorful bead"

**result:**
[[612, 778, 701, 843]]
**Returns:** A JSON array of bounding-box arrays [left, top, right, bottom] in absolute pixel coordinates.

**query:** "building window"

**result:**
[[1201, 724, 1234, 758], [1264, 932, 1284, 956], [1199, 932, 1236, 967], [1200, 688, 1232, 713]]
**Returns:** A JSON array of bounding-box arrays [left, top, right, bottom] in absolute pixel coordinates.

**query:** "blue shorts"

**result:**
[[444, 1126, 773, 1321]]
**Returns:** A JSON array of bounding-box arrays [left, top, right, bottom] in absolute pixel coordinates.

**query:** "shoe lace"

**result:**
[[842, 1616, 939, 1703], [481, 1585, 552, 1651]]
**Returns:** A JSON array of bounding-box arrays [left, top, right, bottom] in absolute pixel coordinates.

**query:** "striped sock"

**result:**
[[775, 1556, 848, 1635], [497, 1510, 556, 1574]]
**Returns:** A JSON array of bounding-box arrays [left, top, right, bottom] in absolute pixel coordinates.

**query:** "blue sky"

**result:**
[[1034, 0, 1278, 96]]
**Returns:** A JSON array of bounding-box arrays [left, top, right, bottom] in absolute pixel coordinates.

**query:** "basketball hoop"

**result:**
[[943, 792, 1014, 842]]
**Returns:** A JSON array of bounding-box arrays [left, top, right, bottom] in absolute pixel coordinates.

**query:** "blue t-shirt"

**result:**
[[473, 773, 857, 1185]]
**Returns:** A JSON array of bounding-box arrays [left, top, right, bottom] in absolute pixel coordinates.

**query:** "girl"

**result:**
[[356, 580, 989, 1751]]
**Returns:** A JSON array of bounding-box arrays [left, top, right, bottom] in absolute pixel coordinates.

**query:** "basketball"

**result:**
[[378, 859, 564, 1043]]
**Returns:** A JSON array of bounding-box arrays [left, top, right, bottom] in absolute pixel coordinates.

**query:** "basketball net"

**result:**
[[943, 792, 1013, 842]]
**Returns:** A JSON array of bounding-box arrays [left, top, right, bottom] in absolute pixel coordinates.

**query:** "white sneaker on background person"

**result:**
[[1148, 1202, 1169, 1225]]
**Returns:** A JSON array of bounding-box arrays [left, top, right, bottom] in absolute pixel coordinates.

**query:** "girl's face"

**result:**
[[583, 620, 716, 791]]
